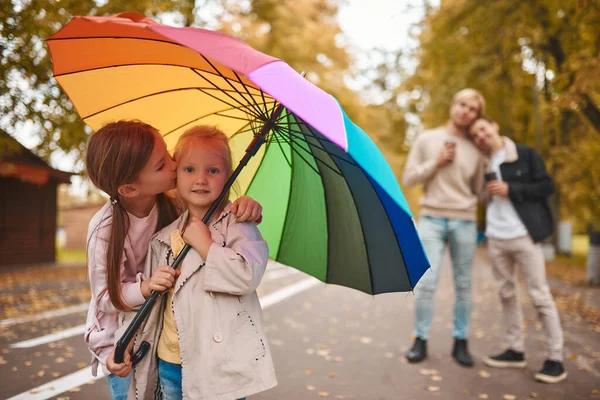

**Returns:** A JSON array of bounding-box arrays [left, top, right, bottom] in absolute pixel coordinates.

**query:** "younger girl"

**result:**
[[84, 120, 263, 399], [123, 125, 277, 400]]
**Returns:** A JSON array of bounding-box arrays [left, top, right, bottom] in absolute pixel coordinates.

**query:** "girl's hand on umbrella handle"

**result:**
[[183, 216, 213, 259], [107, 346, 132, 377], [142, 266, 180, 297], [231, 196, 263, 223]]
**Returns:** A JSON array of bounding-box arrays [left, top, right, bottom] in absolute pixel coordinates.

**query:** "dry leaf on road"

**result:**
[[329, 372, 336, 378], [306, 385, 316, 391], [503, 395, 516, 400], [478, 394, 489, 399], [305, 369, 313, 375], [479, 370, 491, 378], [318, 392, 330, 397], [427, 386, 440, 392]]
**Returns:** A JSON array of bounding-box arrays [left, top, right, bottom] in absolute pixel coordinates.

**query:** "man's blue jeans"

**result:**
[[414, 216, 477, 340]]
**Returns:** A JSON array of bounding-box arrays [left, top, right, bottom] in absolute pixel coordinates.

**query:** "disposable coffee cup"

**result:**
[[484, 171, 498, 182]]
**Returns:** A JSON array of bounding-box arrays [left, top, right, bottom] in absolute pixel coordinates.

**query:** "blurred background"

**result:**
[[1, 0, 598, 278]]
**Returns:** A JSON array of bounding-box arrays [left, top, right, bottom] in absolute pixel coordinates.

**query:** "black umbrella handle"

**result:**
[[113, 101, 286, 365]]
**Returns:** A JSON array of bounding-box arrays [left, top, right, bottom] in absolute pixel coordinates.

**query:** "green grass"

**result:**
[[56, 247, 87, 264]]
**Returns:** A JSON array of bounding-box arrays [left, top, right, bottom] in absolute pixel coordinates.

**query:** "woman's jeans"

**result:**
[[106, 374, 131, 400], [158, 359, 246, 400], [414, 216, 477, 340]]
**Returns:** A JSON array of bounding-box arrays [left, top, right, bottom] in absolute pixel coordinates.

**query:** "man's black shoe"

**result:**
[[406, 338, 427, 363], [535, 360, 567, 383], [452, 338, 474, 367], [483, 349, 527, 368]]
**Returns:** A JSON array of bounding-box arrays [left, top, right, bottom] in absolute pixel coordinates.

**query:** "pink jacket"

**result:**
[[84, 201, 156, 375]]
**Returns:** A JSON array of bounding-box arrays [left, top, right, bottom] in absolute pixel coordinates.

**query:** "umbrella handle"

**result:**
[[114, 245, 192, 364], [113, 107, 282, 364]]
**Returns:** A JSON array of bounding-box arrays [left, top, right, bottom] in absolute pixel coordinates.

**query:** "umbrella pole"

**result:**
[[115, 103, 286, 364]]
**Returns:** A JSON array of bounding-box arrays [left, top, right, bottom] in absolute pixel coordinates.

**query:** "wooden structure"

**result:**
[[0, 131, 72, 266]]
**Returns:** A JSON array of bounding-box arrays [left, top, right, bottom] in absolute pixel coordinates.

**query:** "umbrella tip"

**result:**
[[114, 12, 159, 26]]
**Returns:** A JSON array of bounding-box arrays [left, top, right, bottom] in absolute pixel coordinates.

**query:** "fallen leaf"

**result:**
[[305, 369, 313, 375], [478, 395, 489, 399], [335, 396, 346, 399], [36, 370, 45, 377], [503, 395, 516, 400], [329, 372, 336, 378], [479, 370, 491, 378], [359, 337, 372, 344], [55, 357, 66, 364], [12, 367, 17, 371], [316, 350, 330, 357], [431, 376, 442, 381], [427, 386, 440, 392], [69, 387, 81, 393], [592, 389, 600, 395], [306, 385, 316, 391], [306, 348, 315, 355], [318, 392, 330, 397], [334, 356, 344, 363], [24, 361, 32, 366], [530, 393, 538, 398], [568, 353, 578, 360], [53, 372, 61, 377], [0, 356, 7, 365], [384, 352, 394, 358], [77, 363, 87, 368]]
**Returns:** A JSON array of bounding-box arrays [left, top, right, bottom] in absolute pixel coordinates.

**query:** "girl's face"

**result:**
[[136, 131, 177, 196], [176, 141, 229, 214]]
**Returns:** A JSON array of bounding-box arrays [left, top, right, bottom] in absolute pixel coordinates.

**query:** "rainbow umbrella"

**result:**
[[48, 12, 429, 361]]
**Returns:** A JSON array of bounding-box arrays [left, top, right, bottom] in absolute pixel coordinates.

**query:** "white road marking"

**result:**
[[6, 366, 106, 400], [10, 324, 86, 349], [0, 303, 88, 328], [6, 276, 322, 400], [7, 267, 302, 348]]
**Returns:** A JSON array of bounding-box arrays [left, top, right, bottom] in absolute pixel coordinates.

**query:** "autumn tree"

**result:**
[[400, 0, 600, 231]]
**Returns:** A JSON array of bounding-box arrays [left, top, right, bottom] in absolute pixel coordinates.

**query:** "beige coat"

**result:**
[[118, 205, 277, 400]]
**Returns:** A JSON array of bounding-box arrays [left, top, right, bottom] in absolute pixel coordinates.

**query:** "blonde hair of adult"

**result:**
[[451, 88, 486, 118]]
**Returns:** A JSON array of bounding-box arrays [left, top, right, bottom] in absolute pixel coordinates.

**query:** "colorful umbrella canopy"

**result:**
[[48, 12, 429, 295]]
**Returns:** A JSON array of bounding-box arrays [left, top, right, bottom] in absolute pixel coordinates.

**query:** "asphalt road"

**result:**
[[1, 251, 599, 400]]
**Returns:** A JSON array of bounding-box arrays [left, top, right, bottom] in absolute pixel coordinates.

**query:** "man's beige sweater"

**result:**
[[403, 126, 486, 221]]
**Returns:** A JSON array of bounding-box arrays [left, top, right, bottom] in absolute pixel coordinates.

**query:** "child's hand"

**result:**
[[106, 346, 132, 377], [231, 196, 262, 223], [141, 266, 180, 298], [183, 216, 213, 259]]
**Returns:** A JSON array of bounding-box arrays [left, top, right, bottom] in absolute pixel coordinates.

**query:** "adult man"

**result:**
[[403, 89, 487, 367], [469, 116, 566, 383]]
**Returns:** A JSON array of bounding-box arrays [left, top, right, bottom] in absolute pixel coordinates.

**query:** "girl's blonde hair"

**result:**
[[173, 125, 236, 209], [451, 88, 486, 118]]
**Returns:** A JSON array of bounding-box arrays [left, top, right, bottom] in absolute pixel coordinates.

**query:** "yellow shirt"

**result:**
[[157, 230, 185, 364]]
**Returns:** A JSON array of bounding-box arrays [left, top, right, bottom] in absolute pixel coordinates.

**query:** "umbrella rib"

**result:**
[[161, 105, 259, 137], [190, 75, 266, 121], [199, 57, 267, 121], [272, 129, 323, 177], [274, 127, 346, 179], [269, 129, 293, 168], [275, 125, 358, 168], [189, 69, 265, 121], [233, 70, 269, 117], [80, 86, 263, 121]]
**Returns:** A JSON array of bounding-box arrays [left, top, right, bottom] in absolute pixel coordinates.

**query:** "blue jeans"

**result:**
[[414, 216, 476, 340], [158, 359, 246, 400], [106, 374, 131, 400]]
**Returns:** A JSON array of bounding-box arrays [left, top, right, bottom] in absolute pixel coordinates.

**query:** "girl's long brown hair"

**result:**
[[85, 120, 178, 311]]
